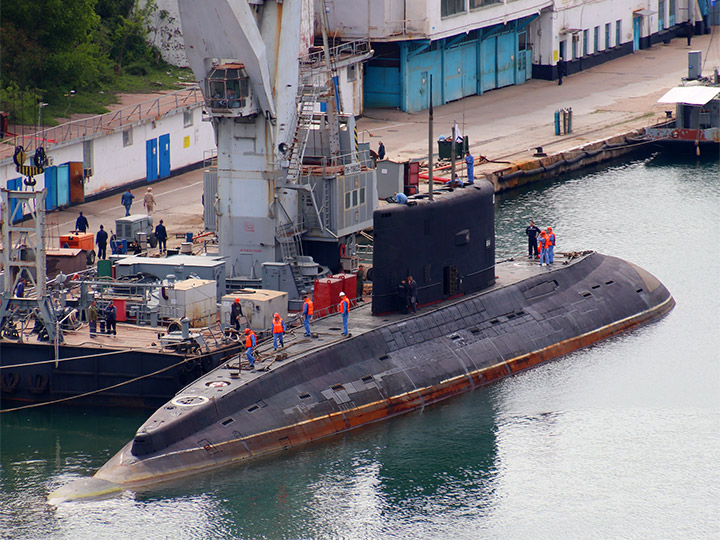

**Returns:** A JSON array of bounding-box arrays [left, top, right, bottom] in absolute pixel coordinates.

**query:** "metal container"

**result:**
[[221, 288, 288, 333]]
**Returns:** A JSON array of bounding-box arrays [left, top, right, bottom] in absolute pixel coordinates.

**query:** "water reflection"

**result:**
[[2, 155, 720, 539]]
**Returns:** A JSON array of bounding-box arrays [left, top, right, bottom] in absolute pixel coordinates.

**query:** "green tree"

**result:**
[[1, 0, 171, 124]]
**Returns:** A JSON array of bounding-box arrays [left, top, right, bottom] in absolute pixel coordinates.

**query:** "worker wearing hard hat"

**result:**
[[339, 292, 350, 336], [244, 328, 256, 369], [272, 313, 286, 351], [302, 295, 313, 337], [230, 297, 244, 331]]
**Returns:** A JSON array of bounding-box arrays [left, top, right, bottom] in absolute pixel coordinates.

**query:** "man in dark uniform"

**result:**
[[230, 298, 243, 331], [75, 212, 89, 233], [526, 220, 541, 259], [397, 278, 408, 314], [356, 265, 365, 302], [96, 225, 108, 260], [155, 219, 168, 253], [407, 275, 418, 313], [105, 302, 117, 335]]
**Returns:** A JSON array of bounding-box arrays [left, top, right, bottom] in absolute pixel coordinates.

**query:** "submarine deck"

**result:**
[[218, 253, 582, 382]]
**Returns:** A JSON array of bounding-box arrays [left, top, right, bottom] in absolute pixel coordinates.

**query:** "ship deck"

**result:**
[[2, 318, 235, 356]]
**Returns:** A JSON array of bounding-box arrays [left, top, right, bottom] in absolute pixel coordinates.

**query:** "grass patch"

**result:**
[[39, 65, 196, 126]]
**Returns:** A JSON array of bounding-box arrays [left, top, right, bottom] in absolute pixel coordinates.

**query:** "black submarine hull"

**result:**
[[88, 251, 674, 490]]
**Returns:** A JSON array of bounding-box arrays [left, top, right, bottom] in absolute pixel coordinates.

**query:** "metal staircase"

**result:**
[[275, 221, 308, 293], [284, 82, 321, 185]]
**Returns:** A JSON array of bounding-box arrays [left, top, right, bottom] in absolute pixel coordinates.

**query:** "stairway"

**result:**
[[284, 83, 320, 185]]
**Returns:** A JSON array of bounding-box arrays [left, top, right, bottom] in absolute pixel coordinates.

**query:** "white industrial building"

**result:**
[[320, 0, 712, 112]]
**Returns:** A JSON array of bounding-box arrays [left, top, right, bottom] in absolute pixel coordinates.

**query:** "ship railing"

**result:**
[[306, 295, 365, 322], [0, 86, 204, 160], [300, 40, 372, 75], [203, 148, 218, 169]]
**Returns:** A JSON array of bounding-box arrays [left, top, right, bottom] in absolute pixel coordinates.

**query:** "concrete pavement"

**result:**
[[46, 29, 719, 248]]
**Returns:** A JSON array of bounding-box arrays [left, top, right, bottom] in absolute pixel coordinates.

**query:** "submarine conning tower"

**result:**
[[371, 180, 496, 314]]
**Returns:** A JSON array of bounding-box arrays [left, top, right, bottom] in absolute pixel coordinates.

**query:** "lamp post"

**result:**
[[37, 101, 48, 146]]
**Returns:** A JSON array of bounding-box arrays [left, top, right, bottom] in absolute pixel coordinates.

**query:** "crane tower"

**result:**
[[178, 0, 375, 297]]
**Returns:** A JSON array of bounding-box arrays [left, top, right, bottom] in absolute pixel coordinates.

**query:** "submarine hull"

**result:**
[[92, 252, 674, 489]]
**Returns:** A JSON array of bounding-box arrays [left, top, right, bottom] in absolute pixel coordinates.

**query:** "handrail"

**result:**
[[1, 86, 204, 161]]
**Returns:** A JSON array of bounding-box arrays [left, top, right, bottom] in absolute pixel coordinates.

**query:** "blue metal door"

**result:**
[[6, 178, 22, 222], [364, 66, 402, 109], [159, 134, 171, 178], [56, 164, 70, 207], [44, 166, 58, 210], [146, 138, 158, 181], [497, 33, 515, 88], [445, 47, 464, 102], [516, 32, 528, 85], [460, 43, 477, 97], [633, 17, 641, 51], [480, 37, 497, 92]]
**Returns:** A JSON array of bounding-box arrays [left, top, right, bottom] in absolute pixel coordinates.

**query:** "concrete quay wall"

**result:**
[[486, 130, 646, 193]]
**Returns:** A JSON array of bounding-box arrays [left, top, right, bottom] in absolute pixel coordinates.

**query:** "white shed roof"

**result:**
[[658, 86, 720, 106]]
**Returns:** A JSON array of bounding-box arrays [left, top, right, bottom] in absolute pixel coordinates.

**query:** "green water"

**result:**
[[2, 153, 719, 539]]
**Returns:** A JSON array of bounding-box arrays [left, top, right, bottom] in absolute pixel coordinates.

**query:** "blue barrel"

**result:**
[[554, 110, 561, 136], [186, 232, 193, 242]]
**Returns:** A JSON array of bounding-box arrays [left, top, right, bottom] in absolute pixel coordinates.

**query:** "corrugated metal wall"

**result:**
[[365, 18, 533, 113]]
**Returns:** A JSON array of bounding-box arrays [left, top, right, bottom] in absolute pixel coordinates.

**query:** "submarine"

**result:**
[[52, 181, 674, 498]]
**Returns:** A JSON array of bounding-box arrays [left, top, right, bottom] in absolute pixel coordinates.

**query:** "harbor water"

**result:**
[[2, 153, 719, 539]]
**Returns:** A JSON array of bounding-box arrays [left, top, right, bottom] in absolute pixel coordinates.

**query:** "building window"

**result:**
[[616, 20, 622, 47], [583, 29, 589, 56], [669, 0, 676, 26], [605, 23, 611, 49], [345, 187, 365, 209], [183, 110, 193, 127], [470, 0, 502, 8], [572, 34, 579, 60], [593, 26, 600, 52], [123, 128, 133, 147], [659, 0, 665, 31], [441, 0, 465, 17]]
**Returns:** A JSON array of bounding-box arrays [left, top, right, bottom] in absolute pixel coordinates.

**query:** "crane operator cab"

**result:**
[[205, 63, 255, 117]]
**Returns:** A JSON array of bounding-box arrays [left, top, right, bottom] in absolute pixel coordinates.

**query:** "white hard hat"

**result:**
[[339, 292, 346, 297]]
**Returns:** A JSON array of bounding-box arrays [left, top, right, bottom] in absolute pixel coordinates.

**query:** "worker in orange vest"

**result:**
[[244, 328, 256, 368], [272, 312, 286, 350], [546, 227, 556, 264], [302, 295, 313, 337], [539, 230, 549, 267], [339, 291, 350, 336]]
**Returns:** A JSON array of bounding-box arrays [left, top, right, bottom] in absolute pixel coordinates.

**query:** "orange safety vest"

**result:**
[[538, 233, 547, 249], [272, 316, 284, 334], [340, 296, 350, 314], [304, 298, 313, 316], [245, 331, 256, 349]]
